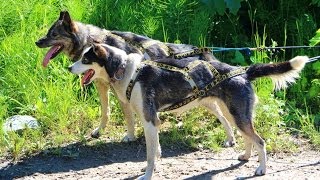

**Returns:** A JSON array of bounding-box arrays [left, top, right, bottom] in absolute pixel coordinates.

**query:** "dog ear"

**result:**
[[59, 11, 78, 33], [93, 44, 109, 59], [61, 11, 71, 23], [59, 11, 66, 20]]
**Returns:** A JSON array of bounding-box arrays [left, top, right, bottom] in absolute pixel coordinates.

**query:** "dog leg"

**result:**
[[203, 100, 236, 147], [138, 120, 159, 180], [119, 101, 136, 142], [227, 89, 266, 176], [238, 126, 266, 176], [237, 134, 252, 161], [91, 80, 110, 138]]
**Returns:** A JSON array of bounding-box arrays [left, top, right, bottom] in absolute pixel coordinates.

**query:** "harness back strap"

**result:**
[[126, 60, 248, 111], [161, 63, 248, 112], [173, 47, 211, 59], [107, 32, 172, 56], [145, 60, 201, 93]]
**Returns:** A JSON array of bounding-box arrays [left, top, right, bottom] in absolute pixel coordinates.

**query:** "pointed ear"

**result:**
[[93, 44, 108, 59], [62, 11, 72, 25], [59, 11, 66, 20], [59, 11, 78, 33]]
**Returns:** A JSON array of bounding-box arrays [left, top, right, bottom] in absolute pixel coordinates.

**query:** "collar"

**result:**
[[110, 62, 127, 83]]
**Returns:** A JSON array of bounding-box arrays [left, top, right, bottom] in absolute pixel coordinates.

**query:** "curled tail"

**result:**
[[246, 56, 308, 90]]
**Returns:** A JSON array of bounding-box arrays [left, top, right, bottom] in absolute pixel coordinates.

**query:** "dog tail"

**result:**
[[246, 56, 308, 90]]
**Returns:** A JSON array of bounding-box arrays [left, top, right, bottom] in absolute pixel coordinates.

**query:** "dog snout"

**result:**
[[35, 37, 48, 48], [35, 39, 44, 47]]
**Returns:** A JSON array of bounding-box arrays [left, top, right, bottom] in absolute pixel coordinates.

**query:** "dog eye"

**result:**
[[82, 58, 90, 64], [52, 32, 59, 37]]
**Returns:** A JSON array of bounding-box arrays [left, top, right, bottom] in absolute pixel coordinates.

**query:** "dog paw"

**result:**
[[238, 154, 250, 161], [90, 128, 101, 138], [156, 147, 162, 159], [254, 166, 266, 176], [137, 174, 152, 180], [122, 135, 136, 142], [224, 139, 236, 147]]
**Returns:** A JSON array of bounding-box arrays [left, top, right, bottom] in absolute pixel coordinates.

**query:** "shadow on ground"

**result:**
[[0, 134, 196, 179]]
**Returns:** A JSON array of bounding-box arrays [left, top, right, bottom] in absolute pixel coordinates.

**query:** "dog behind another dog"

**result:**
[[69, 43, 308, 179], [35, 11, 238, 146]]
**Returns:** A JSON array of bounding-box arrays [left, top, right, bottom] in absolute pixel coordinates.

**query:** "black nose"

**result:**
[[68, 66, 72, 72], [35, 37, 47, 47], [35, 40, 42, 47]]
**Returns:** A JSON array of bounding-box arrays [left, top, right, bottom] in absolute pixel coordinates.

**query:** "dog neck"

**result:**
[[68, 22, 111, 61], [110, 53, 143, 103]]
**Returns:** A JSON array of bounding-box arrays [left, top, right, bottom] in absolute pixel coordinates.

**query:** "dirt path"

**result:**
[[1, 138, 319, 180]]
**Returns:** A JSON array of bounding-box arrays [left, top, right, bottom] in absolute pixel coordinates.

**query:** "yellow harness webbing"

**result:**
[[173, 47, 212, 59], [125, 60, 248, 111], [107, 33, 172, 56]]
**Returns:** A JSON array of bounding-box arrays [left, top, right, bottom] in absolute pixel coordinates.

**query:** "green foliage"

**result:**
[[201, 0, 243, 15], [310, 29, 320, 46], [311, 0, 320, 6]]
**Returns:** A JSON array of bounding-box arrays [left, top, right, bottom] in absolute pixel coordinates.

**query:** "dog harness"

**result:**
[[105, 32, 172, 56], [106, 32, 211, 59], [173, 47, 212, 59], [125, 60, 248, 111]]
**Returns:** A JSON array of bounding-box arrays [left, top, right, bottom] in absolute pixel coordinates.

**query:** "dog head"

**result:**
[[35, 11, 80, 67], [69, 44, 128, 86]]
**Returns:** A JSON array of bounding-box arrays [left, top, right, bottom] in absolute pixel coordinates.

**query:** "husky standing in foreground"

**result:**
[[69, 43, 307, 179], [35, 11, 237, 147]]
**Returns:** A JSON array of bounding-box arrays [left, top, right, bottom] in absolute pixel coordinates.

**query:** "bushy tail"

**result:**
[[246, 56, 308, 90]]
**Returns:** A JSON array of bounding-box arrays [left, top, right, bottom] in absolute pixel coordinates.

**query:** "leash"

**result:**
[[211, 45, 320, 52], [172, 46, 320, 63], [307, 55, 320, 63]]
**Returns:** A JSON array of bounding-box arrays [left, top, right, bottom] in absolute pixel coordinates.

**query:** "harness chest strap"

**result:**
[[125, 60, 201, 101], [126, 65, 144, 101]]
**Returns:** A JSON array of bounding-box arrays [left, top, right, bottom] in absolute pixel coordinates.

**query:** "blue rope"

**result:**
[[210, 45, 320, 52], [308, 55, 320, 63], [210, 46, 320, 63]]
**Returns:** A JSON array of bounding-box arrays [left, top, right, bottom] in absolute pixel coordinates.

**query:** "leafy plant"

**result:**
[[310, 29, 320, 46]]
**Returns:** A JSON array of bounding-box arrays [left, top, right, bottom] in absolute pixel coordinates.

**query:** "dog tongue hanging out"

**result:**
[[42, 45, 64, 67], [81, 69, 95, 86], [35, 11, 80, 67]]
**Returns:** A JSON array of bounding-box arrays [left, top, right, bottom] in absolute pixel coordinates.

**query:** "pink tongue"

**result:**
[[42, 45, 60, 67], [81, 69, 94, 86]]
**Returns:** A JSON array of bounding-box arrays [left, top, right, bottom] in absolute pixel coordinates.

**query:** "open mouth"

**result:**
[[42, 44, 64, 67], [81, 69, 95, 86]]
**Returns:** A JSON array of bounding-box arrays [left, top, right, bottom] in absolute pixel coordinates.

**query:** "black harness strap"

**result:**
[[126, 65, 144, 101], [173, 47, 211, 59], [107, 32, 172, 56], [125, 60, 248, 111], [161, 63, 248, 112]]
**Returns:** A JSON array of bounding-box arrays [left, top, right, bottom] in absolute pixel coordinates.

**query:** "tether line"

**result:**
[[210, 45, 320, 52]]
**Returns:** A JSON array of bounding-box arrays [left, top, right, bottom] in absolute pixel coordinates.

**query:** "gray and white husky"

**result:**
[[69, 43, 307, 179]]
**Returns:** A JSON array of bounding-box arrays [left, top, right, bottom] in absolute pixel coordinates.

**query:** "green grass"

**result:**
[[1, 0, 320, 160]]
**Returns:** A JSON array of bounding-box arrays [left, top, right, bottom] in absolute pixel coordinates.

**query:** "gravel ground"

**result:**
[[1, 138, 319, 180]]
